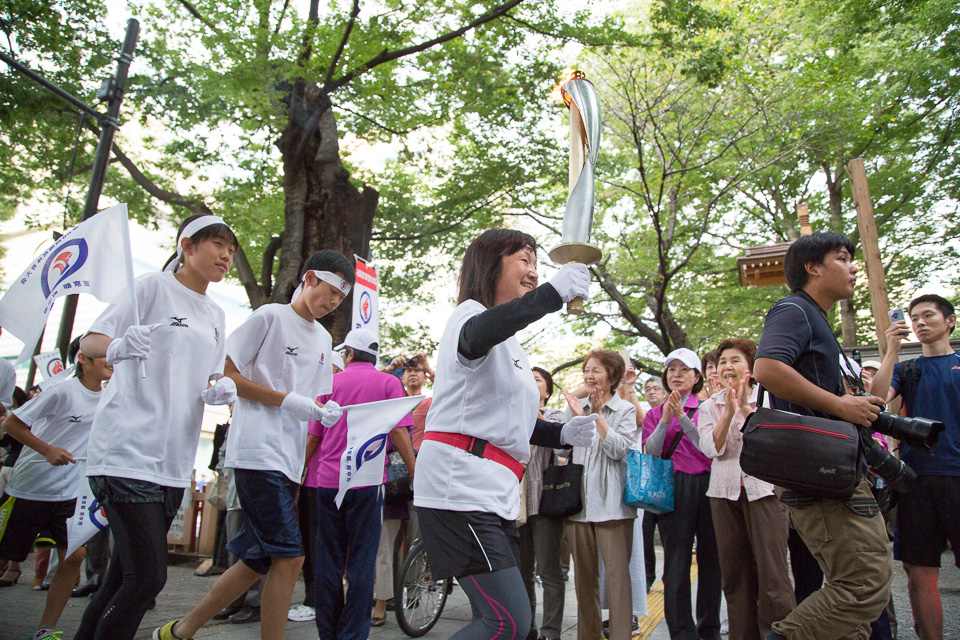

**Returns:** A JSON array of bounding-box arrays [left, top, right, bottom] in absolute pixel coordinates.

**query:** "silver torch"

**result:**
[[549, 70, 602, 315]]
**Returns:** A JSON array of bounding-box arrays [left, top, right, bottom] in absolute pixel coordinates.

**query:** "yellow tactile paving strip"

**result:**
[[634, 559, 699, 639]]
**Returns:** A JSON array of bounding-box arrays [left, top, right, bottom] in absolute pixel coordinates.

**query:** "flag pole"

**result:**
[[117, 205, 146, 379]]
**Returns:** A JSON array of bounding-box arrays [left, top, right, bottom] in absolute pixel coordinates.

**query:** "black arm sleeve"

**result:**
[[531, 418, 569, 449], [458, 284, 563, 360]]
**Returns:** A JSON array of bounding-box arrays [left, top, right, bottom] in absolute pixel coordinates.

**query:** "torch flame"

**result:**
[[548, 69, 585, 105]]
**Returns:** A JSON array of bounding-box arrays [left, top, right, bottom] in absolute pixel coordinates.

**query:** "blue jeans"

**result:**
[[314, 485, 383, 640]]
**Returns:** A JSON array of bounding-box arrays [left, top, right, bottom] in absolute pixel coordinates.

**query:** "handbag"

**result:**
[[623, 429, 684, 514], [740, 386, 863, 501], [539, 451, 584, 519], [205, 471, 228, 511], [383, 451, 413, 505]]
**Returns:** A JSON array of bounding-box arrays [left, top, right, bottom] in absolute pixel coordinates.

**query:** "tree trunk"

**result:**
[[275, 81, 379, 344]]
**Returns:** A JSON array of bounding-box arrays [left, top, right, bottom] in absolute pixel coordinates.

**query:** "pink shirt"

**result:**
[[695, 387, 775, 501], [641, 395, 712, 475], [411, 396, 433, 451], [304, 362, 414, 489]]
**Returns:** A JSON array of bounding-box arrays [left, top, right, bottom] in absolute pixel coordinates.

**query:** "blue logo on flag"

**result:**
[[355, 434, 387, 470], [359, 290, 372, 324], [40, 239, 89, 298], [88, 498, 107, 530]]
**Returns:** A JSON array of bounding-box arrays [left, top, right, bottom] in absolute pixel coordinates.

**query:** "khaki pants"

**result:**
[[773, 478, 892, 640], [711, 491, 795, 640], [374, 518, 401, 601], [569, 519, 634, 640]]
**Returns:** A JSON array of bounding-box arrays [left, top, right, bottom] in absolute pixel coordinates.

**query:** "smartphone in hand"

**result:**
[[888, 308, 906, 324]]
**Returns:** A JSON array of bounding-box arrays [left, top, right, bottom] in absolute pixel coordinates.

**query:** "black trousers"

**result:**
[[643, 510, 659, 588], [298, 485, 318, 608], [658, 472, 722, 640]]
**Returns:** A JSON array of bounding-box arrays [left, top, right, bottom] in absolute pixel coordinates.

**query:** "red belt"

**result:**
[[423, 432, 524, 482]]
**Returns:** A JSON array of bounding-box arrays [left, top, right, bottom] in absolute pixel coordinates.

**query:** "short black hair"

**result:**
[[163, 214, 239, 272], [301, 250, 355, 286], [458, 229, 537, 308], [783, 232, 857, 293], [909, 294, 956, 334], [68, 336, 84, 378], [347, 348, 377, 365], [532, 366, 554, 401]]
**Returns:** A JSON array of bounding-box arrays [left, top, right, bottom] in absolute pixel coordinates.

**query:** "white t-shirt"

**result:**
[[224, 304, 333, 482], [413, 299, 540, 520], [7, 377, 102, 501], [0, 357, 15, 409], [85, 272, 227, 487]]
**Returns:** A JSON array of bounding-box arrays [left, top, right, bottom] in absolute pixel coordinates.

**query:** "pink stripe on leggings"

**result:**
[[468, 575, 518, 640]]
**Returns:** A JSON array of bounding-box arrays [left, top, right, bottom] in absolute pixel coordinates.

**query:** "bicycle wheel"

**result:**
[[395, 539, 449, 637]]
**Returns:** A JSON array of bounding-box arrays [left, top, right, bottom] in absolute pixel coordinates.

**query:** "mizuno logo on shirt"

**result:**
[[68, 416, 83, 423], [513, 358, 522, 370], [170, 316, 189, 327], [285, 347, 299, 357]]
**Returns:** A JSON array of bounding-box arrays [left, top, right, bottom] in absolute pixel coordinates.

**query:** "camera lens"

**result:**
[[860, 434, 917, 494], [872, 412, 945, 453]]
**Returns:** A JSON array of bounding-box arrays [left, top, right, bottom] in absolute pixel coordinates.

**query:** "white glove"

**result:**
[[320, 400, 344, 428], [105, 323, 163, 365], [548, 264, 591, 303], [281, 392, 327, 422], [201, 376, 237, 406], [561, 413, 599, 447]]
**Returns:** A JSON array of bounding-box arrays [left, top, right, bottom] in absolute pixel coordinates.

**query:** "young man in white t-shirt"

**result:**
[[154, 250, 353, 640], [0, 338, 112, 640]]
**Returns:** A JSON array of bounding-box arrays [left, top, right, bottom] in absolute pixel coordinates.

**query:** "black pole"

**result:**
[[54, 19, 140, 360], [0, 50, 103, 120]]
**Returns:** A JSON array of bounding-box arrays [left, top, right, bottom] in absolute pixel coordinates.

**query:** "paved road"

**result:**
[[2, 549, 957, 639]]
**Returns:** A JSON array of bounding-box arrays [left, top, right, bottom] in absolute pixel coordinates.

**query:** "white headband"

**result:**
[[164, 216, 229, 273], [292, 270, 352, 300]]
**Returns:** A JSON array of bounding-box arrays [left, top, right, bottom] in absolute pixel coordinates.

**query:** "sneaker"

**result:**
[[152, 621, 191, 640], [288, 604, 316, 622], [34, 630, 64, 640]]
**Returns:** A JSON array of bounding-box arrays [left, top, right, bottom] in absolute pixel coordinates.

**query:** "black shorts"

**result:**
[[417, 507, 520, 580], [0, 492, 77, 562], [897, 475, 960, 569]]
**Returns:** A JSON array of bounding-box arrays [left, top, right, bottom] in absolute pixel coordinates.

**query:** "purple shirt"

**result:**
[[304, 362, 414, 489], [641, 395, 712, 475]]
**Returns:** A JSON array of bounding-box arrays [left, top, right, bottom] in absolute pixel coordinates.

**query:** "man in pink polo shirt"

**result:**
[[302, 328, 416, 640]]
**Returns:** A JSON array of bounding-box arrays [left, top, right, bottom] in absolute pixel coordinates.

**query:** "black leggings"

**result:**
[[74, 501, 174, 640], [453, 567, 531, 640]]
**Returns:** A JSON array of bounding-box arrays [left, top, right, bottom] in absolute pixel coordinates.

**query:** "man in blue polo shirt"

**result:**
[[871, 293, 959, 640], [754, 232, 892, 640]]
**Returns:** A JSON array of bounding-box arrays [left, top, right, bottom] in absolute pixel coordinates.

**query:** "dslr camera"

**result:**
[[854, 393, 945, 493]]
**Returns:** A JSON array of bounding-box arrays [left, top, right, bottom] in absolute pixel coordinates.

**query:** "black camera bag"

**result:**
[[740, 387, 863, 501]]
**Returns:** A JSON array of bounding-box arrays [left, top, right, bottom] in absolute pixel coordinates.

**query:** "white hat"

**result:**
[[664, 348, 702, 373], [861, 360, 882, 371], [335, 328, 379, 358], [330, 351, 345, 371]]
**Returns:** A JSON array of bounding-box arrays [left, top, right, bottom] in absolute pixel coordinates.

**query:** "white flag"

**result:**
[[33, 350, 65, 380], [66, 463, 109, 558], [0, 204, 135, 364], [351, 256, 379, 339], [336, 395, 423, 508]]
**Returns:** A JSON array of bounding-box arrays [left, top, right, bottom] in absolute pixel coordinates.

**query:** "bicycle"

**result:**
[[394, 538, 451, 637]]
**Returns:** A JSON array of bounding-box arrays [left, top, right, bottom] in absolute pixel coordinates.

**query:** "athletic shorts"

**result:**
[[417, 507, 521, 580], [897, 475, 960, 569], [88, 475, 184, 518], [227, 469, 303, 574], [0, 492, 77, 562]]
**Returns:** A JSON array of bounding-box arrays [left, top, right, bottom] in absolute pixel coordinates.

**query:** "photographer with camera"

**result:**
[[870, 294, 959, 640], [753, 232, 892, 640]]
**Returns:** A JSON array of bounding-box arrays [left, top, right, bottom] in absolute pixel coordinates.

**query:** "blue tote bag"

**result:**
[[623, 430, 684, 514]]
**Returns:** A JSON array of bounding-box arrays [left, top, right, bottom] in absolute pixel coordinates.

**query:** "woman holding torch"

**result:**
[[413, 229, 598, 639]]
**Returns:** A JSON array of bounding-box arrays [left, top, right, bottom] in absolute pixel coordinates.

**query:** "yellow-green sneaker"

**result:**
[[151, 621, 190, 640]]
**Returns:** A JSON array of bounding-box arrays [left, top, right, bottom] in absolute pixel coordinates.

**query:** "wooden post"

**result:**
[[846, 159, 891, 357]]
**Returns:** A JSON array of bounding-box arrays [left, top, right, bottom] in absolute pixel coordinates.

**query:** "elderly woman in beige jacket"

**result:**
[[563, 349, 639, 640], [696, 338, 795, 640]]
